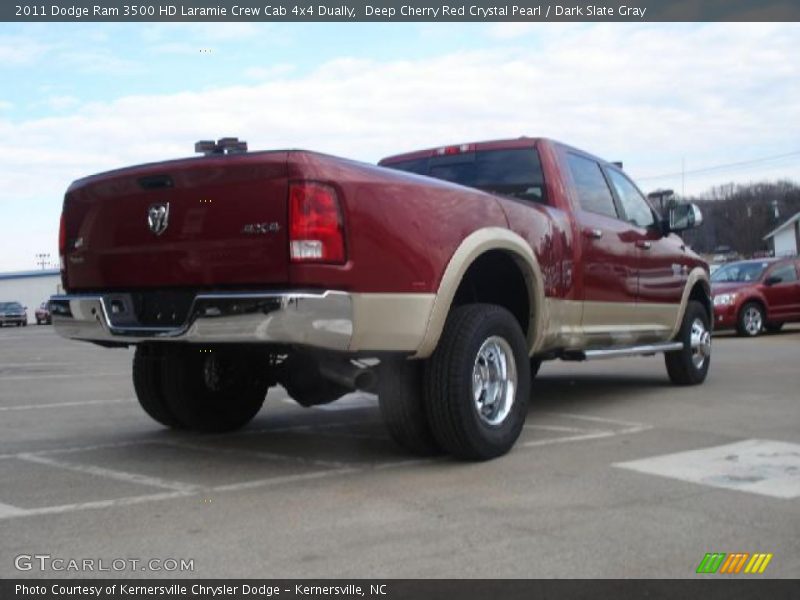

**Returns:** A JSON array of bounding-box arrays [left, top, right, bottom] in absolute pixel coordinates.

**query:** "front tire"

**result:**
[[424, 304, 530, 461], [737, 302, 764, 337], [160, 345, 271, 432], [665, 300, 711, 385]]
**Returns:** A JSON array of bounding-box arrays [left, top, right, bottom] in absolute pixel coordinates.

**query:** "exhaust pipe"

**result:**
[[318, 360, 377, 392]]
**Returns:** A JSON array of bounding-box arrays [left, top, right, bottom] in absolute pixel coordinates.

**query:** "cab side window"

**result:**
[[769, 263, 798, 283], [566, 153, 618, 219], [606, 168, 656, 229]]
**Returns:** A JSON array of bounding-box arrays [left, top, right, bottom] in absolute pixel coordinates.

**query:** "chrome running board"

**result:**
[[563, 341, 685, 361]]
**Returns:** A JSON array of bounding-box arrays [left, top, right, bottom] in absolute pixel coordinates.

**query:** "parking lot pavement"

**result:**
[[0, 325, 798, 578]]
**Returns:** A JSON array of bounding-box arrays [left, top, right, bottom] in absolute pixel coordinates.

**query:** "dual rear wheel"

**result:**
[[379, 304, 531, 461], [132, 344, 271, 432]]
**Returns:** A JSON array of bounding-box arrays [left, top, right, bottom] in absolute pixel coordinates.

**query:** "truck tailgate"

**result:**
[[62, 152, 290, 291]]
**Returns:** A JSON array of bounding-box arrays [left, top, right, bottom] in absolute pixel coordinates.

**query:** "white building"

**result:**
[[0, 269, 61, 324], [763, 212, 800, 257]]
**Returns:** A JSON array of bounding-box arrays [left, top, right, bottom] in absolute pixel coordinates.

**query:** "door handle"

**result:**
[[582, 228, 603, 239], [636, 240, 652, 250]]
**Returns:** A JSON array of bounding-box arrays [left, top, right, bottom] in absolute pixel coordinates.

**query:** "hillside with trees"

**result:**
[[671, 181, 800, 256]]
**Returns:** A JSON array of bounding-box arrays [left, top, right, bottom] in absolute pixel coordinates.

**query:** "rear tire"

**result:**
[[378, 359, 441, 456], [737, 302, 764, 337], [424, 304, 530, 461], [133, 344, 182, 428], [160, 345, 270, 432], [665, 300, 711, 386]]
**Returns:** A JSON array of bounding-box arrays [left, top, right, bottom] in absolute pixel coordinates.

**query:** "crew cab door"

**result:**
[[604, 167, 684, 337], [562, 151, 639, 339], [761, 261, 800, 320]]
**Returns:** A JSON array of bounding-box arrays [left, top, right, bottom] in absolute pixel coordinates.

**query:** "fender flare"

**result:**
[[413, 227, 546, 358], [670, 267, 712, 339]]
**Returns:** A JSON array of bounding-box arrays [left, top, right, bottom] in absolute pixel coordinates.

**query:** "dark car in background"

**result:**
[[712, 257, 800, 336], [0, 302, 28, 327], [35, 302, 51, 325]]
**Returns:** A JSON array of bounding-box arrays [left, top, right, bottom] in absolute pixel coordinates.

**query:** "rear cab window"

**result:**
[[383, 147, 548, 205]]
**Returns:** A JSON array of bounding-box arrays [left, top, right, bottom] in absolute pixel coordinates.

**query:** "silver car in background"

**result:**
[[0, 302, 27, 327]]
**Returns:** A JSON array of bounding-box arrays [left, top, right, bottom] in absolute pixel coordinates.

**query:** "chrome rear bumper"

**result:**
[[49, 291, 353, 350]]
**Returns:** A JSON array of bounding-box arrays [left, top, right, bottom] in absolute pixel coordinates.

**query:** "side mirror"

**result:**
[[764, 275, 782, 286], [668, 203, 703, 232]]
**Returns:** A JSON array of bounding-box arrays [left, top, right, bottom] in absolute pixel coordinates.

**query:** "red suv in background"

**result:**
[[712, 257, 800, 336]]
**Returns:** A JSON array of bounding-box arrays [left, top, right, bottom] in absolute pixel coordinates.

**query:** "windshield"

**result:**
[[385, 148, 547, 203], [0, 302, 22, 311], [711, 262, 769, 283]]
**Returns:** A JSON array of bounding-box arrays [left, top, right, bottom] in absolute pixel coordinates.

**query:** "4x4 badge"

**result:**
[[147, 202, 170, 235]]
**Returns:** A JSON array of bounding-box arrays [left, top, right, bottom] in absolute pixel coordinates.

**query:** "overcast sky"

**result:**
[[0, 22, 799, 272]]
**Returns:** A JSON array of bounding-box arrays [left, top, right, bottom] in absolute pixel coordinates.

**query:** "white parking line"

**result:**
[[0, 373, 125, 381], [0, 502, 27, 518], [0, 440, 160, 461], [158, 439, 351, 470], [0, 399, 130, 412], [522, 414, 652, 448], [3, 439, 162, 459], [0, 422, 384, 461], [524, 424, 604, 434], [545, 412, 649, 428], [17, 453, 201, 493], [7, 491, 193, 519], [524, 430, 626, 447], [0, 362, 93, 368], [211, 467, 359, 493]]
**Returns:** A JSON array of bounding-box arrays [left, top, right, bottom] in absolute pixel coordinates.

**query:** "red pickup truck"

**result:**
[[51, 137, 711, 460]]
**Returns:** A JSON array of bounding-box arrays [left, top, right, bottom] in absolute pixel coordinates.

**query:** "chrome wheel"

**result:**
[[472, 335, 517, 426], [742, 306, 763, 336], [690, 318, 711, 369]]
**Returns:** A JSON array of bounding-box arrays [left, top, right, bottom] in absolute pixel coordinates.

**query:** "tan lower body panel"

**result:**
[[349, 293, 436, 352], [346, 293, 680, 356], [538, 299, 680, 354]]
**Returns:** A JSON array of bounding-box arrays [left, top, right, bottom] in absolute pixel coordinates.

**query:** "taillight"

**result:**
[[288, 182, 345, 263]]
